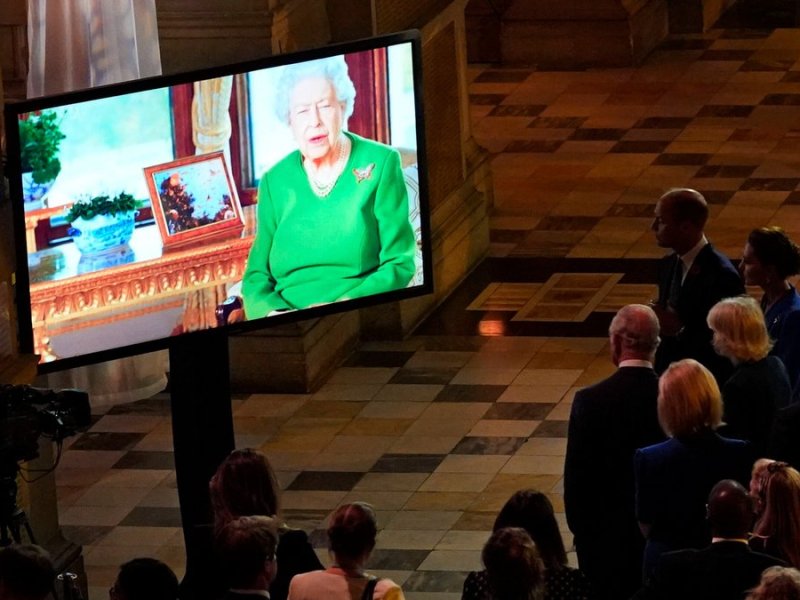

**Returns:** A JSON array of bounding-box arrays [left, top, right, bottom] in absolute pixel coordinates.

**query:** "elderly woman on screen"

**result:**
[[240, 55, 416, 320]]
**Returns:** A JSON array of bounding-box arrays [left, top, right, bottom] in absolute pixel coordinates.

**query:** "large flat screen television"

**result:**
[[5, 30, 431, 373]]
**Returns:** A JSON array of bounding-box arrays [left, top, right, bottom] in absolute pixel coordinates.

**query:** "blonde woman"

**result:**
[[708, 296, 792, 455], [747, 566, 800, 600], [634, 359, 753, 579]]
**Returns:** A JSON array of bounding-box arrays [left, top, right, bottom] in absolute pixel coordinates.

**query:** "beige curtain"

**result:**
[[29, 0, 168, 406], [192, 77, 234, 160], [27, 0, 161, 97], [183, 77, 236, 330]]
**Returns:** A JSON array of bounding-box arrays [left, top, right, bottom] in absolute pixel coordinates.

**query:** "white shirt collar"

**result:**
[[619, 359, 653, 369], [678, 235, 708, 280]]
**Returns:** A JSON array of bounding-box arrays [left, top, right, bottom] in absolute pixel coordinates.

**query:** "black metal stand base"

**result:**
[[169, 329, 235, 600]]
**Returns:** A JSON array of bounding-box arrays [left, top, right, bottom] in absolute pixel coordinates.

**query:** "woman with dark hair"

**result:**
[[288, 502, 405, 599], [210, 448, 322, 600], [462, 490, 589, 600], [482, 527, 546, 600], [750, 462, 800, 568], [740, 227, 800, 389]]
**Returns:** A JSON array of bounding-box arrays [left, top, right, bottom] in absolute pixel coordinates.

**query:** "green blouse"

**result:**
[[242, 132, 416, 319]]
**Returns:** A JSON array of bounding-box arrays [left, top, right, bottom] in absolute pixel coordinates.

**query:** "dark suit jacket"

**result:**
[[565, 366, 664, 540], [764, 286, 800, 391], [654, 243, 744, 380], [769, 401, 800, 469], [648, 541, 785, 599], [565, 366, 665, 599], [634, 430, 753, 576], [719, 356, 791, 457]]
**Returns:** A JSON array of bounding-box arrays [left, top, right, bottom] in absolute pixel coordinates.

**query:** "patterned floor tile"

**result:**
[[286, 471, 365, 491]]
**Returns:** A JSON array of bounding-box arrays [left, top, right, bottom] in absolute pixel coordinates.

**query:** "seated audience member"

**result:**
[[110, 557, 179, 600], [750, 462, 800, 568], [210, 448, 323, 600], [747, 566, 800, 600], [288, 502, 404, 600], [463, 490, 589, 600], [482, 527, 545, 600], [769, 402, 800, 469], [707, 296, 791, 455], [215, 516, 278, 599], [740, 227, 800, 391], [564, 304, 664, 600], [750, 458, 777, 518], [643, 479, 784, 599], [634, 359, 753, 579], [0, 544, 55, 600]]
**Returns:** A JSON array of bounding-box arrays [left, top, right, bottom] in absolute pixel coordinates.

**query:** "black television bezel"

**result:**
[[5, 29, 432, 374]]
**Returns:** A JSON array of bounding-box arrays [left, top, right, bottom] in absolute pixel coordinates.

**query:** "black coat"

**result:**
[[719, 356, 792, 457], [564, 366, 664, 599], [647, 540, 785, 599], [654, 243, 744, 382]]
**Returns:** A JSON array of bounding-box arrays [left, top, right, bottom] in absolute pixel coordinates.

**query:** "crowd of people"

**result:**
[[565, 189, 800, 600], [2, 187, 799, 599]]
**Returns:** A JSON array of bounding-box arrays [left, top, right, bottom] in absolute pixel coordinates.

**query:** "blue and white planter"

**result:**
[[68, 210, 137, 254], [22, 172, 55, 210]]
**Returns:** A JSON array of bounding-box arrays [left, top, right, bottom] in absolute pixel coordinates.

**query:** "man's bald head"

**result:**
[[659, 188, 709, 229], [609, 304, 660, 364], [653, 188, 709, 254], [707, 479, 755, 538]]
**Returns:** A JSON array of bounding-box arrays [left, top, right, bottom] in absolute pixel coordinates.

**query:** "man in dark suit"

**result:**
[[650, 188, 744, 382], [642, 479, 784, 599], [216, 516, 278, 600], [565, 304, 666, 600]]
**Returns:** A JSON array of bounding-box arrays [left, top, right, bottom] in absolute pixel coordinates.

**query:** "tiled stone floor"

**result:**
[[54, 21, 800, 600]]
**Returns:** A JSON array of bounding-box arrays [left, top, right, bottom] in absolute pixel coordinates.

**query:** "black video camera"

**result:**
[[0, 385, 91, 463]]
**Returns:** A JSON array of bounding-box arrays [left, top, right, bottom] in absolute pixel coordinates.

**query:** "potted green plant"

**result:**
[[19, 110, 65, 207], [66, 192, 138, 254]]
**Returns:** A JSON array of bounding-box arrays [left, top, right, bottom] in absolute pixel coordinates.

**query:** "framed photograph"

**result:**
[[144, 152, 244, 249]]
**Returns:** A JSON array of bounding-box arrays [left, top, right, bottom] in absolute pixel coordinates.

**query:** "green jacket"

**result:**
[[242, 132, 416, 319]]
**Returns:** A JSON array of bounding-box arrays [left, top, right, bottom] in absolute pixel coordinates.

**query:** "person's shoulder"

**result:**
[[547, 566, 590, 594], [348, 132, 398, 161], [573, 368, 655, 406], [700, 242, 733, 264], [264, 150, 303, 180], [278, 526, 310, 545], [657, 547, 702, 569], [375, 577, 405, 600]]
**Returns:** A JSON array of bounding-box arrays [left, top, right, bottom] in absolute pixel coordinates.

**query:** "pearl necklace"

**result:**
[[304, 135, 350, 198]]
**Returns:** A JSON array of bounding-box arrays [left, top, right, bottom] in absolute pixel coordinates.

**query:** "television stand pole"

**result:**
[[169, 328, 235, 600]]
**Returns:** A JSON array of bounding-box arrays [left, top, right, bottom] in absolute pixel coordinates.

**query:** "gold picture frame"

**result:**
[[144, 152, 243, 249]]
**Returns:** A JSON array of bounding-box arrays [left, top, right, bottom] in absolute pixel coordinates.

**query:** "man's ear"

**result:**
[[265, 557, 278, 584]]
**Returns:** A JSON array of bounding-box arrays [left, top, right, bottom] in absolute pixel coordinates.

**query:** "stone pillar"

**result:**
[[155, 0, 273, 74], [669, 0, 737, 33], [465, 0, 669, 68], [270, 0, 331, 53], [358, 0, 493, 340]]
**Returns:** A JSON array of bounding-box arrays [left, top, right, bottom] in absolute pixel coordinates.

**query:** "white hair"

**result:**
[[274, 55, 356, 126]]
